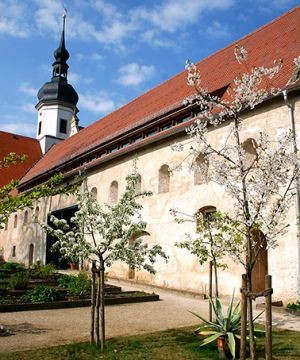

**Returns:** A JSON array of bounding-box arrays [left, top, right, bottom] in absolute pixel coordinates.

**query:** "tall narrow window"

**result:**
[[91, 187, 98, 199], [34, 206, 39, 223], [4, 219, 8, 231], [38, 121, 42, 135], [60, 119, 67, 134], [24, 210, 29, 225], [109, 181, 118, 204], [12, 246, 16, 257], [29, 244, 34, 266], [241, 138, 257, 169], [194, 154, 209, 185], [14, 214, 18, 228], [135, 174, 142, 194], [158, 164, 170, 193]]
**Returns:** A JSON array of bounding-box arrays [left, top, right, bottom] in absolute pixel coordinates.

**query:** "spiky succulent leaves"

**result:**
[[227, 332, 236, 359]]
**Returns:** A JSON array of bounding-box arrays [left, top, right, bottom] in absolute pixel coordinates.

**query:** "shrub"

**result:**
[[8, 271, 29, 289], [287, 300, 300, 310], [1, 262, 25, 271], [22, 285, 60, 303], [60, 272, 91, 297], [30, 263, 57, 279], [57, 274, 75, 288]]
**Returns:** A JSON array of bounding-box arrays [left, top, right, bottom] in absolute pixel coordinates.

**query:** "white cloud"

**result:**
[[79, 92, 117, 114], [20, 103, 36, 113], [1, 121, 36, 137], [206, 21, 230, 38], [117, 63, 156, 87], [76, 52, 104, 62], [0, 1, 30, 37], [18, 83, 38, 97], [131, 0, 234, 33], [68, 71, 81, 85], [140, 30, 175, 48]]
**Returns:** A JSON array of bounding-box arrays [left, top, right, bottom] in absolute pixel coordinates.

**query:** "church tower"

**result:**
[[36, 12, 79, 154]]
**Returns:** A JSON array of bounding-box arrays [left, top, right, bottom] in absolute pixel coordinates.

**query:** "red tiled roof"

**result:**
[[0, 131, 42, 190], [20, 7, 300, 186]]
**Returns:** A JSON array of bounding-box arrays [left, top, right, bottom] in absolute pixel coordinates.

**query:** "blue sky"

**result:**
[[0, 0, 298, 138]]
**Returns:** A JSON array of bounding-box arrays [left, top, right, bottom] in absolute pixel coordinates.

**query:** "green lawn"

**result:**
[[0, 326, 300, 360]]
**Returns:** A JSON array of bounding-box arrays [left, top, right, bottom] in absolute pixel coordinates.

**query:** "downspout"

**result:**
[[283, 89, 300, 300]]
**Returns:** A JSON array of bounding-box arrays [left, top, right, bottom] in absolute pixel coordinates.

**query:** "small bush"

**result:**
[[8, 271, 29, 289], [68, 272, 91, 298], [22, 285, 60, 303], [57, 274, 75, 288], [30, 263, 57, 279], [1, 262, 25, 271], [287, 300, 300, 310]]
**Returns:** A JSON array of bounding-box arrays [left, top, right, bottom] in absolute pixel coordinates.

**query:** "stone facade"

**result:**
[[1, 94, 299, 303]]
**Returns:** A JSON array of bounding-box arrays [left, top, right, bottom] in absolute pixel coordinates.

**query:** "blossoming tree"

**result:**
[[174, 47, 300, 359], [43, 171, 167, 350]]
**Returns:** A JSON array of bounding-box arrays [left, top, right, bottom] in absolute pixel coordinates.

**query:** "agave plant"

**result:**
[[191, 292, 241, 359]]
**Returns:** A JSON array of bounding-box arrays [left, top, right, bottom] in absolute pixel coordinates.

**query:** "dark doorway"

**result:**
[[46, 205, 78, 269]]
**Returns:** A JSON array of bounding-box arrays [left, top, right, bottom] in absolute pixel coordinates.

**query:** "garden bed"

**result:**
[[0, 291, 159, 312]]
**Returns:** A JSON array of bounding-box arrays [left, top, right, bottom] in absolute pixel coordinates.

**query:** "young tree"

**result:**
[[173, 48, 300, 359], [0, 152, 74, 229], [43, 171, 167, 351]]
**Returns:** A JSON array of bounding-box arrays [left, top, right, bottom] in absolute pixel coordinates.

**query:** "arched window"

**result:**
[[109, 181, 118, 204], [158, 164, 170, 193], [196, 206, 217, 232], [241, 138, 257, 169], [194, 154, 209, 185], [135, 174, 142, 194], [12, 245, 16, 257], [14, 214, 18, 228], [91, 187, 98, 199], [34, 206, 39, 223], [24, 210, 29, 225]]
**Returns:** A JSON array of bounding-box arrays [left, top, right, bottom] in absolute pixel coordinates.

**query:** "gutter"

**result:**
[[283, 89, 300, 300]]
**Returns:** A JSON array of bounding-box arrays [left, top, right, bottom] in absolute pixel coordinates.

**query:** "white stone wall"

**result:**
[[1, 95, 299, 302]]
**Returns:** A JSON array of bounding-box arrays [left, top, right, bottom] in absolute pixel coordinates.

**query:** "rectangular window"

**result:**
[[12, 246, 16, 257], [60, 119, 67, 134]]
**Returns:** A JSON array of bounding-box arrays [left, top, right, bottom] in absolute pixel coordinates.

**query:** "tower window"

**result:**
[[38, 121, 42, 135], [60, 119, 67, 134]]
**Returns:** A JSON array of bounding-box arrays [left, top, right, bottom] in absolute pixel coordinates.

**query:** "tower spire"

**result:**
[[52, 9, 69, 78]]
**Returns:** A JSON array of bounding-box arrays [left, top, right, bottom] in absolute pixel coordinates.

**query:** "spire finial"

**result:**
[[52, 6, 70, 78]]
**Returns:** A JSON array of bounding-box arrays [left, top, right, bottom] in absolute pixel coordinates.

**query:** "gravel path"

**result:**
[[0, 279, 300, 354]]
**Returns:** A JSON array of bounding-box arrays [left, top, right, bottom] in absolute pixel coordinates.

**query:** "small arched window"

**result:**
[[158, 164, 170, 194], [196, 206, 217, 232], [135, 174, 142, 194], [14, 214, 18, 228], [91, 187, 98, 199], [34, 206, 39, 223], [109, 181, 118, 204], [241, 138, 257, 169], [24, 210, 29, 225], [194, 154, 209, 185]]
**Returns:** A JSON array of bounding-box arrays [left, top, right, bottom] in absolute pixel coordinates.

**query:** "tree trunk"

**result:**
[[209, 260, 213, 322], [247, 271, 257, 360], [99, 259, 105, 351], [213, 258, 219, 297], [95, 269, 101, 347], [240, 274, 247, 360], [90, 265, 96, 344]]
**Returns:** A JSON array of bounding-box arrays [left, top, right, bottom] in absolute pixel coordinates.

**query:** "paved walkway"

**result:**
[[0, 279, 300, 353]]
